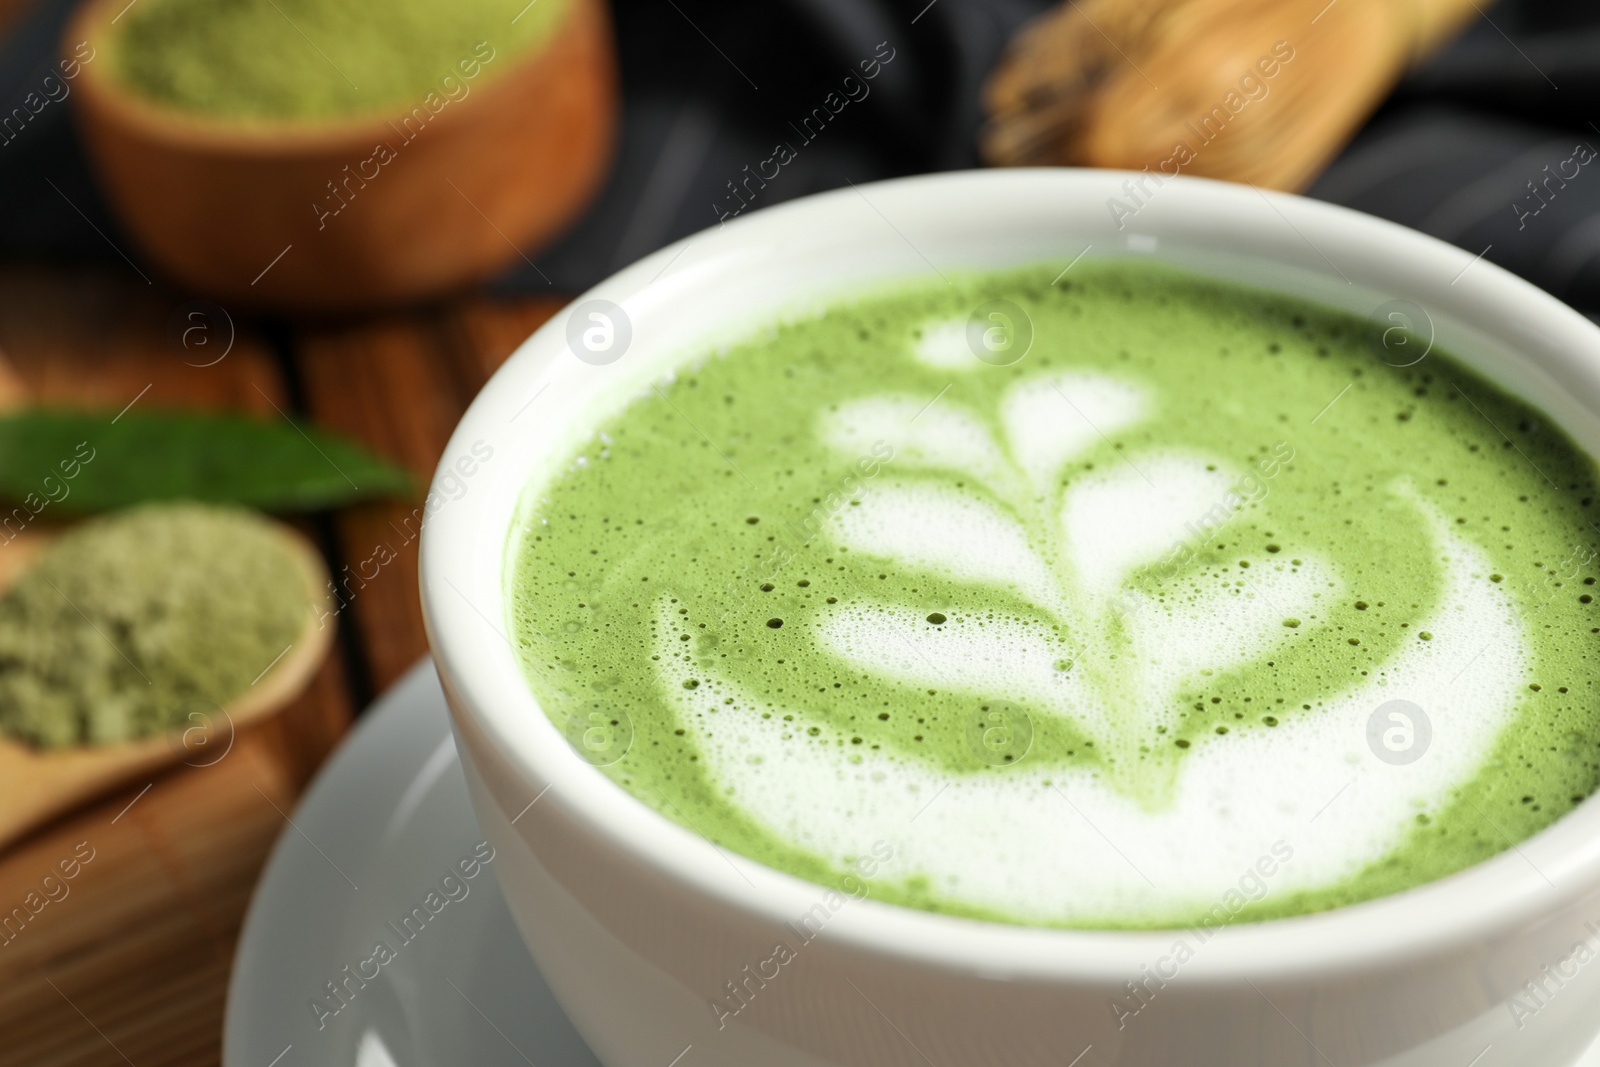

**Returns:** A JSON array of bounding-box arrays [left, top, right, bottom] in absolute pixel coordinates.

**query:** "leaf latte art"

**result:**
[[508, 262, 1600, 928]]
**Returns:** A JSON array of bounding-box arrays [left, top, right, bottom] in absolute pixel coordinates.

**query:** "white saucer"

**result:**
[[224, 660, 1600, 1067], [223, 660, 601, 1067]]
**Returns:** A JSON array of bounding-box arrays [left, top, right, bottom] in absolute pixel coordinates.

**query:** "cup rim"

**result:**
[[421, 168, 1600, 983]]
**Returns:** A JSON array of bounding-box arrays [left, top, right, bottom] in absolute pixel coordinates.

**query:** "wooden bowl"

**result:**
[[64, 0, 617, 311]]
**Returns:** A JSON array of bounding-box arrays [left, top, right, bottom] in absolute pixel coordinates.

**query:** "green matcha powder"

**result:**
[[114, 0, 570, 121], [0, 504, 310, 748]]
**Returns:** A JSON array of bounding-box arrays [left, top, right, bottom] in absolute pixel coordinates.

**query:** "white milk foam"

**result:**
[[653, 360, 1529, 923], [913, 318, 977, 369]]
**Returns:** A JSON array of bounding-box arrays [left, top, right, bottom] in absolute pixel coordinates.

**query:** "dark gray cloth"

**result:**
[[1305, 1, 1600, 310], [473, 0, 1047, 292]]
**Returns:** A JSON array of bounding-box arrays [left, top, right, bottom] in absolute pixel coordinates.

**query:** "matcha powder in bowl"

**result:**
[[0, 504, 313, 748], [112, 0, 571, 121]]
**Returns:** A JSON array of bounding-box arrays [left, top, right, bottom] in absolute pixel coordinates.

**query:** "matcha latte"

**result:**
[[507, 261, 1600, 929]]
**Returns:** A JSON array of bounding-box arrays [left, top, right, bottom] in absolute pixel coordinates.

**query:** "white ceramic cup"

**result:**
[[421, 170, 1600, 1067]]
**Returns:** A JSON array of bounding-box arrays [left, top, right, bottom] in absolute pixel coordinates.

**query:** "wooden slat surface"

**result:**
[[295, 296, 563, 692], [0, 266, 562, 1067], [0, 740, 300, 1067], [0, 267, 282, 413]]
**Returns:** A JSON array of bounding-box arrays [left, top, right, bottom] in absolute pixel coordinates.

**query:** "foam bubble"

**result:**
[[831, 481, 1060, 615], [913, 318, 975, 368], [818, 600, 1098, 733], [822, 397, 1015, 494], [1001, 373, 1146, 494], [1061, 455, 1237, 597]]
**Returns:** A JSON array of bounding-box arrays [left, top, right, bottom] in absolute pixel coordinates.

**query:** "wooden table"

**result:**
[[0, 263, 562, 1067]]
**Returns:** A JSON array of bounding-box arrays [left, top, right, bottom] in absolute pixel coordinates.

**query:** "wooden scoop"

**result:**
[[0, 523, 334, 850]]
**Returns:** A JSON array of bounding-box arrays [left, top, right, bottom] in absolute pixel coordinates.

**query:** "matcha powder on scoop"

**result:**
[[0, 504, 311, 748]]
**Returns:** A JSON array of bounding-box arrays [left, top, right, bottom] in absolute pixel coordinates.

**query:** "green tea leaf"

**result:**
[[0, 408, 411, 514]]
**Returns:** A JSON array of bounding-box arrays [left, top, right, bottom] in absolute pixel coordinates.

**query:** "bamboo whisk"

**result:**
[[982, 0, 1481, 191]]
